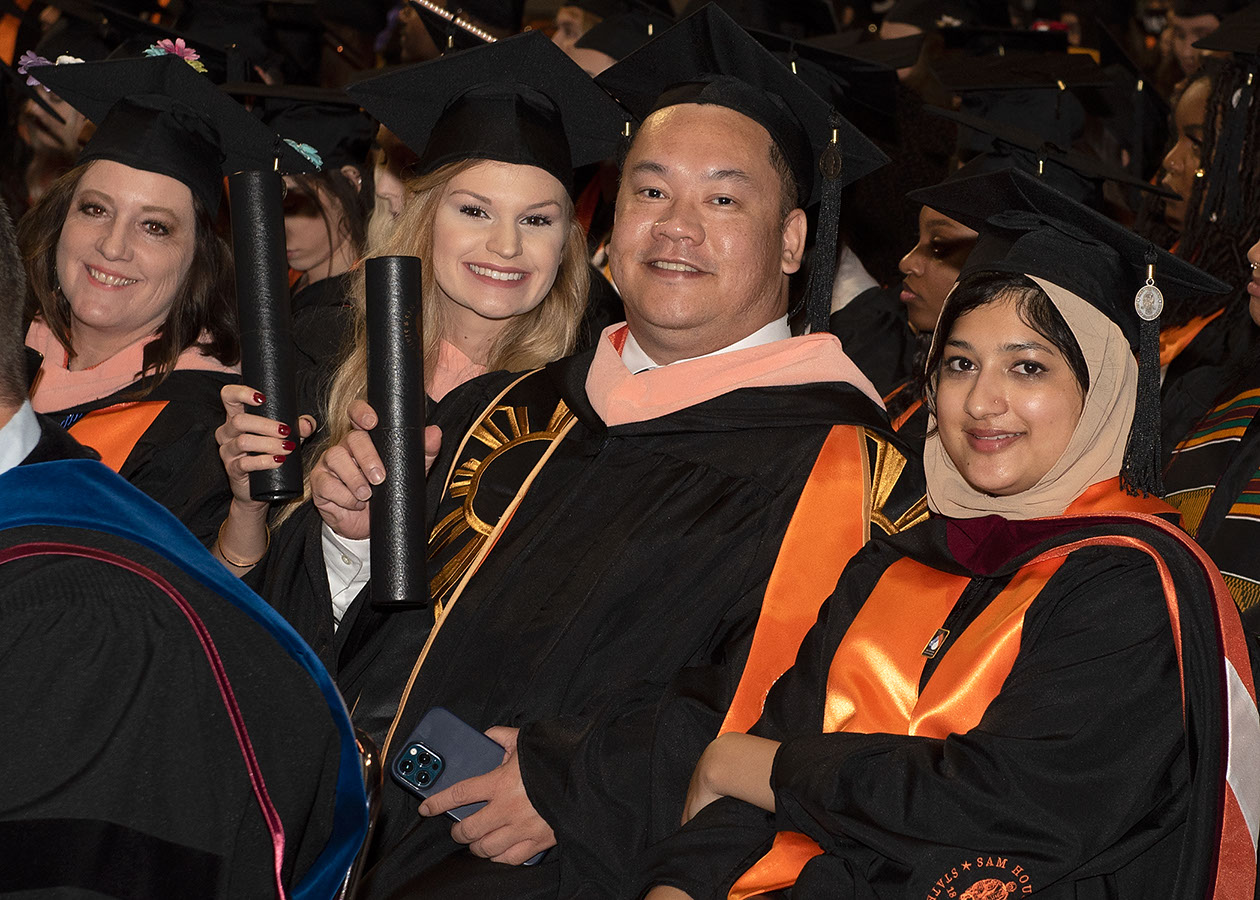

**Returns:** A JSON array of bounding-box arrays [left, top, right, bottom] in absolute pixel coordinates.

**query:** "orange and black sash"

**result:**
[[1160, 308, 1225, 369], [730, 489, 1258, 900], [67, 401, 170, 473]]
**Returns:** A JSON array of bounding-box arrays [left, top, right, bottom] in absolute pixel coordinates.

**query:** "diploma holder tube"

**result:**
[[365, 255, 428, 608], [228, 169, 303, 501]]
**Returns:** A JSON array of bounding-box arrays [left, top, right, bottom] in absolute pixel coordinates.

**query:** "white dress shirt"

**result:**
[[0, 401, 42, 477]]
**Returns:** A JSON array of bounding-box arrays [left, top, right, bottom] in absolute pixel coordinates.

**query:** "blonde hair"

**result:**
[[277, 158, 589, 522]]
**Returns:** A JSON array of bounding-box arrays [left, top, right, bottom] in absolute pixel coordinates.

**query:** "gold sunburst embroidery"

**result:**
[[427, 400, 574, 613]]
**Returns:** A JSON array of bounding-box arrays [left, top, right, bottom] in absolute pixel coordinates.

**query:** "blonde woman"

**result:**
[[211, 33, 625, 658]]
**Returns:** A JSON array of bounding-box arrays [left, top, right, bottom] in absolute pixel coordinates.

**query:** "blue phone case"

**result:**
[[390, 706, 506, 820]]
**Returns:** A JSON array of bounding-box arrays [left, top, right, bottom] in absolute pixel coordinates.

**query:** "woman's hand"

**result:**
[[216, 384, 315, 508], [682, 732, 780, 824], [308, 399, 442, 540]]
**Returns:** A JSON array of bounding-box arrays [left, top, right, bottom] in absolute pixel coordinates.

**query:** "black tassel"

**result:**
[[1122, 247, 1165, 497], [803, 109, 844, 335]]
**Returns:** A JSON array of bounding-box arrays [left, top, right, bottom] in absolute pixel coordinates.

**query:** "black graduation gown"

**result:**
[[827, 285, 920, 399], [272, 344, 907, 899], [0, 423, 365, 899], [43, 368, 238, 547], [631, 498, 1248, 900], [291, 273, 354, 420]]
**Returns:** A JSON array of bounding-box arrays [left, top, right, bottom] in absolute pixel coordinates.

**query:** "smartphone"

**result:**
[[390, 707, 547, 865]]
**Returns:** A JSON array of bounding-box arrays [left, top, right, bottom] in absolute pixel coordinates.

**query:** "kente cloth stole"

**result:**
[[66, 401, 169, 473], [382, 369, 577, 759], [729, 554, 1069, 899], [721, 428, 927, 737]]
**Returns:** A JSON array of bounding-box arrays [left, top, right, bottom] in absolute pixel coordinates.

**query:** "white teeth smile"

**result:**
[[651, 261, 699, 272], [974, 434, 1019, 441], [469, 264, 524, 281], [87, 266, 137, 286]]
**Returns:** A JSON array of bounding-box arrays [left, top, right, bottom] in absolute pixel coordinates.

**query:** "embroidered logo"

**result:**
[[922, 627, 950, 658], [926, 856, 1033, 899]]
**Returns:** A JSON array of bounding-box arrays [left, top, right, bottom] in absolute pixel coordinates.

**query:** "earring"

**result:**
[[1194, 168, 1206, 178]]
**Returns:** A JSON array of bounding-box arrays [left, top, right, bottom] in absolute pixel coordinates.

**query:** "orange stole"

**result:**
[[719, 425, 870, 736], [729, 554, 1069, 899], [0, 0, 32, 66], [1159, 308, 1225, 369], [67, 401, 169, 472]]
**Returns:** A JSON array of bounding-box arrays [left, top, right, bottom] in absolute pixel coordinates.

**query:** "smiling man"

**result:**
[[310, 8, 924, 899]]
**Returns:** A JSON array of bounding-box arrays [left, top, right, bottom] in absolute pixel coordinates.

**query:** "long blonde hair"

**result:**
[[279, 158, 589, 521]]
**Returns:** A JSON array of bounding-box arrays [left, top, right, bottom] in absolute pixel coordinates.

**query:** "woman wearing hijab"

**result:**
[[15, 51, 312, 545], [634, 169, 1259, 900]]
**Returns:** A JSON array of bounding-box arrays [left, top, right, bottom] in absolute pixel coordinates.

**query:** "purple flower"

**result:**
[[17, 50, 52, 90]]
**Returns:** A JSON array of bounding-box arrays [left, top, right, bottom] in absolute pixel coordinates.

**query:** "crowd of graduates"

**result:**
[[1, 0, 1260, 898]]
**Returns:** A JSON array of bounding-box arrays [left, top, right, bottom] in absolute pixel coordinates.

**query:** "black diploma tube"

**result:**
[[228, 169, 303, 501], [365, 255, 427, 608]]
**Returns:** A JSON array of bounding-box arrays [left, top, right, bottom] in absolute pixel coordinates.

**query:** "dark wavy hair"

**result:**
[[285, 163, 374, 268], [16, 160, 239, 391]]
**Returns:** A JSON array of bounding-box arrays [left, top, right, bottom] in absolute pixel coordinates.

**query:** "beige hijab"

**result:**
[[923, 275, 1137, 520]]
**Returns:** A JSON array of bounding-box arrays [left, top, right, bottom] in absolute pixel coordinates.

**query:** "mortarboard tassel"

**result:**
[[803, 109, 844, 335], [1123, 247, 1165, 497]]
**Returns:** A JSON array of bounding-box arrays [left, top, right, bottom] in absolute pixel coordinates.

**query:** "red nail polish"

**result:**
[[273, 455, 287, 464], [282, 440, 296, 451], [278, 423, 291, 436], [253, 392, 265, 404]]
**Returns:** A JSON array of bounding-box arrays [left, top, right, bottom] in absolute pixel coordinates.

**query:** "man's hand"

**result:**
[[418, 726, 556, 865]]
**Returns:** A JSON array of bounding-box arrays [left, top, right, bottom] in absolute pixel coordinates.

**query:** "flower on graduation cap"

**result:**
[[17, 50, 52, 90], [54, 55, 84, 66], [145, 39, 208, 74], [284, 139, 323, 169]]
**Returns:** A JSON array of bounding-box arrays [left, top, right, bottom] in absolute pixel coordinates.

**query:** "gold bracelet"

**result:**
[[216, 518, 270, 568]]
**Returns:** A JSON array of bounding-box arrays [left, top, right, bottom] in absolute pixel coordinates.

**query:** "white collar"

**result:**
[[0, 400, 41, 477], [620, 316, 792, 374]]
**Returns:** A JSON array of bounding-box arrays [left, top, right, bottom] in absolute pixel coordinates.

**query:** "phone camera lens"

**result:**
[[399, 759, 414, 774], [418, 753, 432, 767], [417, 772, 431, 786]]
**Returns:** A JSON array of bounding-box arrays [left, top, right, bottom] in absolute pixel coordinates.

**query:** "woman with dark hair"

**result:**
[[634, 169, 1257, 900], [260, 98, 378, 416], [15, 50, 313, 545], [1151, 51, 1260, 459]]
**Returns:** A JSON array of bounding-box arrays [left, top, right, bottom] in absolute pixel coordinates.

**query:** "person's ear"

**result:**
[[340, 164, 363, 192], [780, 208, 807, 275]]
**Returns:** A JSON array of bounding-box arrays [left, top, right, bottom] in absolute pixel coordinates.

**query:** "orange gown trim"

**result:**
[[719, 424, 871, 736], [1159, 308, 1225, 369], [67, 401, 169, 473], [729, 482, 1203, 900]]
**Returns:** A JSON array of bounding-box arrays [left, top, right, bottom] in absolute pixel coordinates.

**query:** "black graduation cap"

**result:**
[[1193, 2, 1260, 56], [676, 0, 837, 40], [595, 3, 888, 333], [909, 167, 1229, 493], [931, 47, 1110, 92], [574, 8, 675, 62], [407, 0, 496, 55], [925, 106, 1178, 201], [346, 30, 627, 193], [221, 82, 377, 169], [3, 58, 66, 124], [595, 4, 887, 205], [938, 25, 1069, 55], [747, 26, 900, 129], [32, 54, 315, 214], [1084, 19, 1169, 186], [809, 32, 924, 70]]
